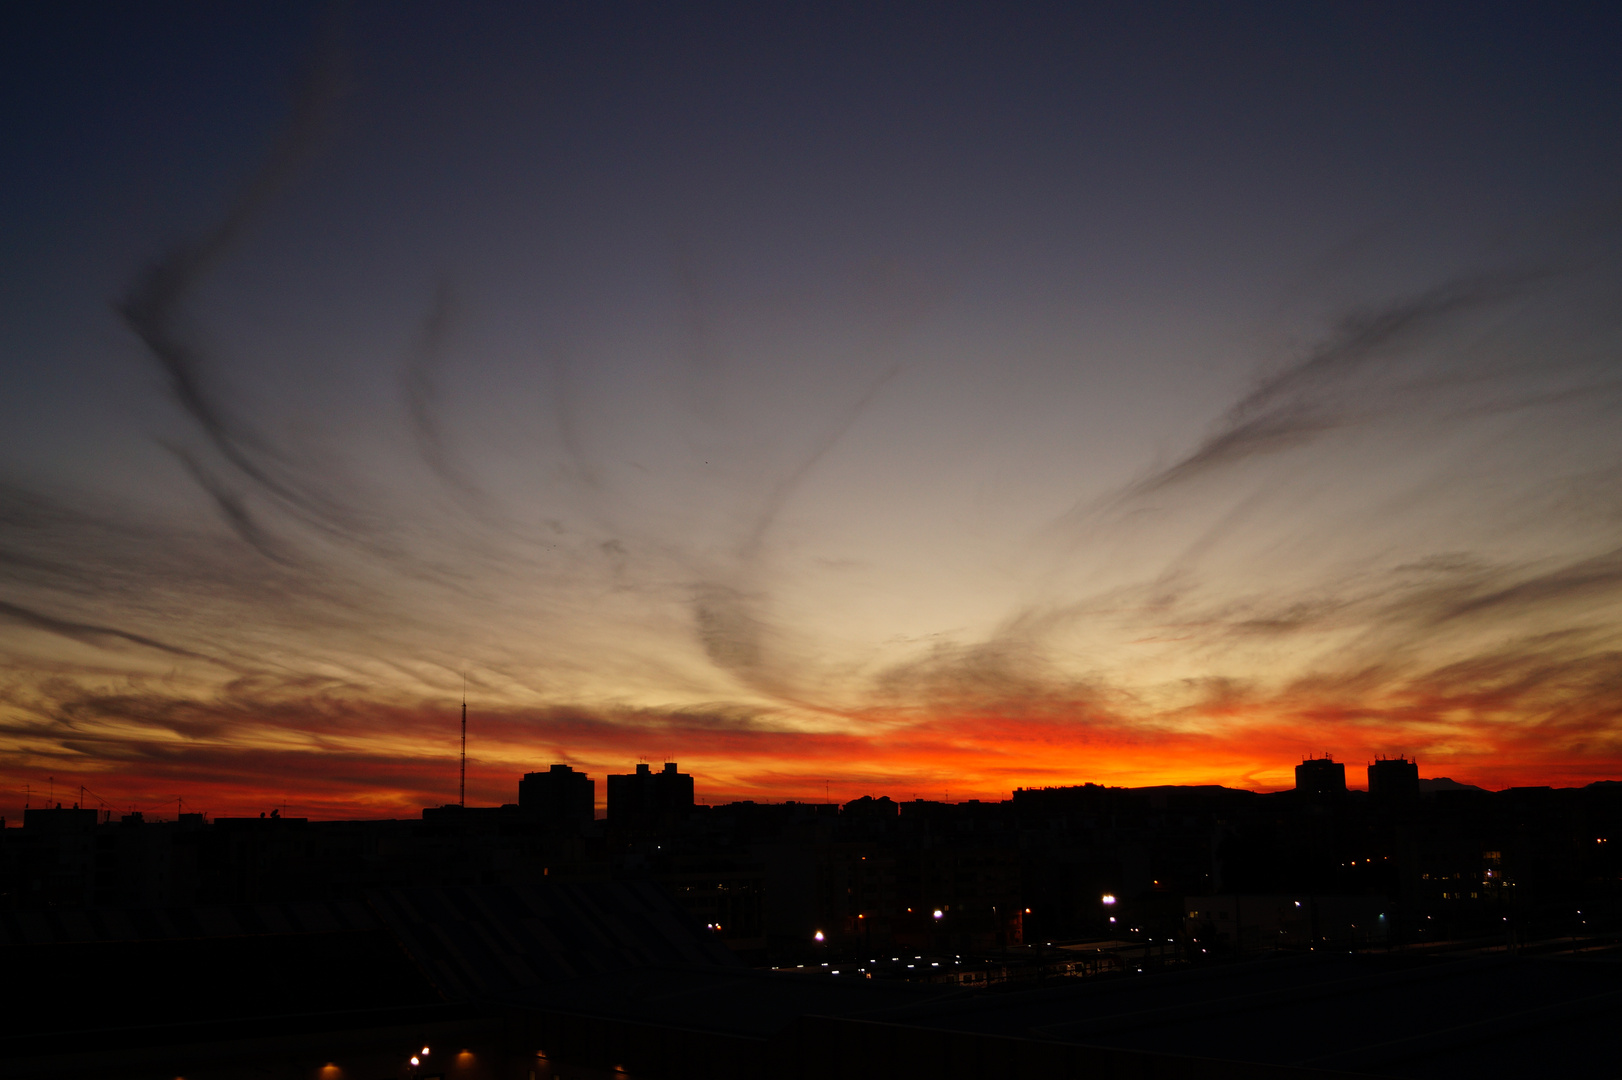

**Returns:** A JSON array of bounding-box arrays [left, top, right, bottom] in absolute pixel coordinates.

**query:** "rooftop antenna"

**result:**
[[460, 673, 467, 808]]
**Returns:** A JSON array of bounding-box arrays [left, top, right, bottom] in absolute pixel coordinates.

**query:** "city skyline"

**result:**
[[5, 4, 1622, 820], [2, 750, 1532, 822]]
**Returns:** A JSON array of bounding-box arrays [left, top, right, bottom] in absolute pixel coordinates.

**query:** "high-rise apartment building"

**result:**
[[1295, 755, 1346, 797], [519, 764, 595, 829], [606, 762, 694, 829], [1368, 755, 1419, 802]]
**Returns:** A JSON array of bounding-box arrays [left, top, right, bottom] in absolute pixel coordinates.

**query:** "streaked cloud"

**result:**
[[4, 5, 1622, 815]]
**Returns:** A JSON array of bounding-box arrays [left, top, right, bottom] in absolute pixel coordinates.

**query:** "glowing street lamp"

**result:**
[[814, 930, 825, 942], [932, 909, 943, 920], [1101, 894, 1117, 905]]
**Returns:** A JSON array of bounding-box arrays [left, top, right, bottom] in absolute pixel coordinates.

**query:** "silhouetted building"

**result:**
[[22, 805, 99, 831], [1294, 755, 1345, 797], [607, 762, 694, 830], [520, 764, 596, 829], [15, 806, 99, 907], [420, 803, 518, 824], [840, 795, 898, 820], [7, 759, 1620, 991], [1368, 755, 1419, 802]]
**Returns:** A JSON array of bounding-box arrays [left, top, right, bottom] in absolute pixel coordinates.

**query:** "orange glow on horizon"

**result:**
[[2, 689, 1616, 821]]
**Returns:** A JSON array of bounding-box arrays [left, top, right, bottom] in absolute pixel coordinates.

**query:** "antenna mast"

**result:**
[[460, 675, 467, 808]]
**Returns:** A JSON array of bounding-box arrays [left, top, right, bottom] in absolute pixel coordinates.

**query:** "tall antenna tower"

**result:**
[[460, 674, 467, 808]]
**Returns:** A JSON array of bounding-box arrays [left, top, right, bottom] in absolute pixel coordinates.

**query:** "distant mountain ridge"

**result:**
[[1418, 777, 1488, 793]]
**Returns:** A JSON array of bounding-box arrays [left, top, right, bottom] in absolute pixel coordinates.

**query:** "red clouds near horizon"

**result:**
[[5, 656, 1617, 821]]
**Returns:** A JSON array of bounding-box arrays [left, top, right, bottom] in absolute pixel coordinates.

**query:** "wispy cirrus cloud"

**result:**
[[5, 15, 1622, 819]]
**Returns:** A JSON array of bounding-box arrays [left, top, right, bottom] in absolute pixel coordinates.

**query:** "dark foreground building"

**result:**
[[519, 764, 595, 830], [608, 762, 695, 830], [4, 896, 1617, 1079], [1369, 755, 1421, 802], [4, 768, 1620, 1077], [1294, 755, 1346, 797], [0, 881, 734, 1080]]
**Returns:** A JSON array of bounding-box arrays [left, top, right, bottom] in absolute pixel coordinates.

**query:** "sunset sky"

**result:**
[[4, 3, 1622, 819]]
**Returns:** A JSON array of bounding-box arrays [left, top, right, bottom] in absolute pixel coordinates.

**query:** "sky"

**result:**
[[3, 2, 1622, 819]]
